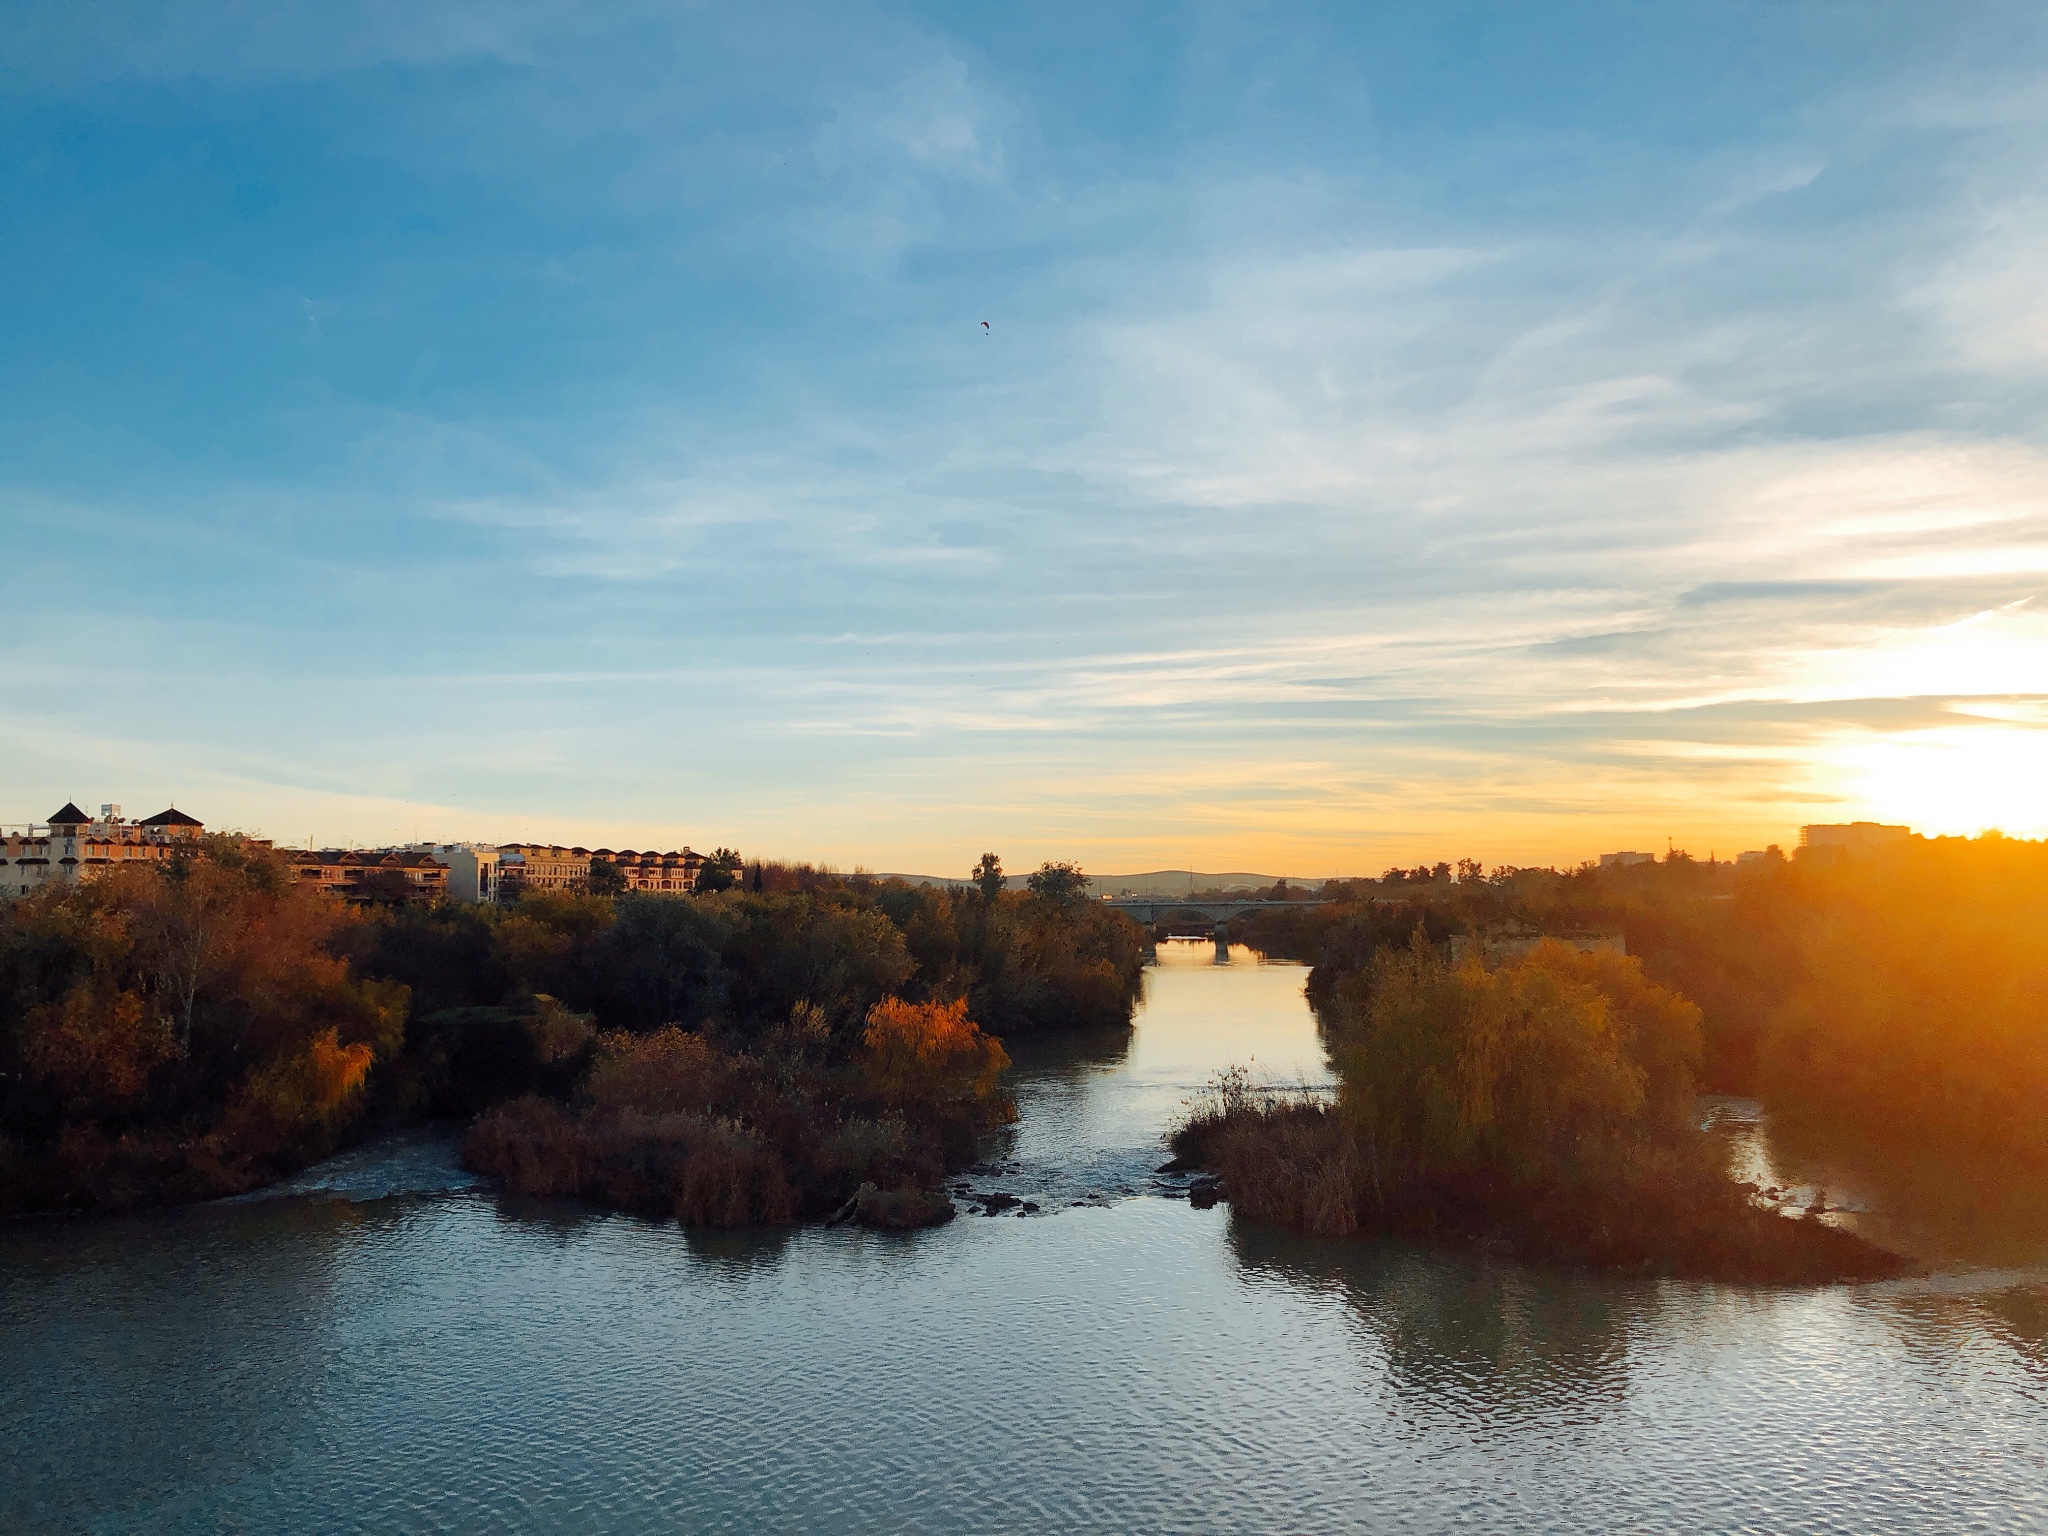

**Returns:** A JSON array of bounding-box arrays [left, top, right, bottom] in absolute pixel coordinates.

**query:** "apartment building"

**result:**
[[413, 843, 504, 903], [283, 848, 450, 903], [494, 844, 709, 897], [495, 844, 593, 894], [593, 847, 706, 893], [1, 803, 206, 898]]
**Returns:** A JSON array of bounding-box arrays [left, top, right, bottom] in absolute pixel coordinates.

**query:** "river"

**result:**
[[4, 941, 2046, 1533]]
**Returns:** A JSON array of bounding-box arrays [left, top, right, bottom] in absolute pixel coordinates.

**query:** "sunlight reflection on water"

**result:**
[[3, 939, 2044, 1533]]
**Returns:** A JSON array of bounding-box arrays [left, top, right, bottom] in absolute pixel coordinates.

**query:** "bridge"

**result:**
[[1102, 897, 1329, 932]]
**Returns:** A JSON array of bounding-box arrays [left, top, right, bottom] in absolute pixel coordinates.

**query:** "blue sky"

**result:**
[[6, 2, 2048, 871]]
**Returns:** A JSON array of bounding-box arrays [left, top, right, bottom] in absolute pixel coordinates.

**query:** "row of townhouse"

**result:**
[[4, 800, 713, 906], [289, 843, 710, 901], [493, 844, 709, 896]]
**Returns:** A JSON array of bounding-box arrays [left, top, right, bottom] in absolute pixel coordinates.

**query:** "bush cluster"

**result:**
[[1, 857, 1144, 1220], [463, 998, 1014, 1226], [1175, 941, 1904, 1281], [0, 839, 407, 1212]]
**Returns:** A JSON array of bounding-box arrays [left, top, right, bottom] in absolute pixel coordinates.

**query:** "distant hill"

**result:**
[[876, 869, 1340, 897]]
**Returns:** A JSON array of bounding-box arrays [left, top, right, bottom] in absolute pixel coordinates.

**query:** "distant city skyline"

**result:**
[[6, 3, 2047, 868]]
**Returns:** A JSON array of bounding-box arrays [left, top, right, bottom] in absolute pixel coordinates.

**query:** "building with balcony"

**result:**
[[410, 843, 504, 903], [281, 848, 450, 903], [494, 843, 709, 898], [1, 803, 207, 899], [495, 844, 593, 895], [592, 847, 707, 894]]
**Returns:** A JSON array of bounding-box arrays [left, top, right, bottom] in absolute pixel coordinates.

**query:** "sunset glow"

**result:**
[[5, 6, 2047, 871]]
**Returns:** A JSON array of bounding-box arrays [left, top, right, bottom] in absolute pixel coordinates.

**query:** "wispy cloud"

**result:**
[[5, 4, 2048, 862]]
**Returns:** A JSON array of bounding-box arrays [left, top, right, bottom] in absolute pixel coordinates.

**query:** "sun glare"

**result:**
[[1831, 724, 2048, 838]]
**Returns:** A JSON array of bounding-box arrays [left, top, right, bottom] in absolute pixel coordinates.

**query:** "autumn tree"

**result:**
[[861, 996, 1010, 1109]]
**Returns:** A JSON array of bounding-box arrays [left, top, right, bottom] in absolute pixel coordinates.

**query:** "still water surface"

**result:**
[[4, 941, 2046, 1533]]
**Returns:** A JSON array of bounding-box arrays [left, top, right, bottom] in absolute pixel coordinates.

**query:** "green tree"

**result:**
[[1026, 860, 1090, 907], [696, 848, 743, 894], [973, 853, 1004, 903], [586, 859, 628, 897]]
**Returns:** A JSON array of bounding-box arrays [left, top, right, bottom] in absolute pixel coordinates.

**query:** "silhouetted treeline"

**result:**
[[0, 857, 1146, 1219], [1232, 837, 2048, 1167]]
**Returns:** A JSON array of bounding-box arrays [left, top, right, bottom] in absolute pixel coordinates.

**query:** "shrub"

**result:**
[[861, 996, 1010, 1109], [850, 1181, 954, 1229]]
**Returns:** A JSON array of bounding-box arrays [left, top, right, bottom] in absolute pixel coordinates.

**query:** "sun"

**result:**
[[1829, 723, 2048, 838]]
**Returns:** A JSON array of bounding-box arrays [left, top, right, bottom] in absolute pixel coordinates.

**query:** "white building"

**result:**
[[1, 802, 206, 899], [408, 843, 505, 903], [1599, 851, 1655, 869]]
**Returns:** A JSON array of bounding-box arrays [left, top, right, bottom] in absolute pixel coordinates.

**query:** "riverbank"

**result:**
[[6, 944, 2043, 1533], [1170, 1094, 1907, 1282], [0, 863, 1145, 1220]]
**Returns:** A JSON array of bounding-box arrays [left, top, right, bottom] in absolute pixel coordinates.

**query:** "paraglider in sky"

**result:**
[[981, 321, 990, 333]]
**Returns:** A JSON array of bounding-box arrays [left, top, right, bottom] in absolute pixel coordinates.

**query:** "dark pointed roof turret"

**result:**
[[140, 808, 204, 828], [48, 803, 90, 826]]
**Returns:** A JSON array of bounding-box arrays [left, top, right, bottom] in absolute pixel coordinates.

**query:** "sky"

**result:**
[[5, 1, 2048, 874]]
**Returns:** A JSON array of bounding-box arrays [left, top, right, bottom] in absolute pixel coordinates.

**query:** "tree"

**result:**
[[586, 859, 628, 897], [1027, 861, 1090, 907], [697, 848, 743, 893], [972, 853, 1004, 903], [131, 848, 248, 1057], [861, 997, 1010, 1108], [588, 894, 733, 1030], [354, 868, 420, 907]]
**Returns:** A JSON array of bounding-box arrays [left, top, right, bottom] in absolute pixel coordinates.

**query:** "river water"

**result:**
[[4, 941, 2046, 1533]]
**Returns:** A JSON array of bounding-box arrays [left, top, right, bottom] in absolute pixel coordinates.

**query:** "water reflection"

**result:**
[[1001, 1020, 1135, 1078], [676, 1218, 799, 1276], [1977, 1285, 2048, 1382], [1711, 1099, 2048, 1271], [9, 942, 2048, 1534], [1230, 1219, 1633, 1431], [0, 1198, 361, 1529], [992, 942, 1324, 1207], [1769, 1121, 2048, 1272]]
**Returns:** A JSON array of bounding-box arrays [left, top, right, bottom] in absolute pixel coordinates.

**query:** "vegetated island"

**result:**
[[0, 844, 1141, 1229], [1198, 835, 2048, 1283], [9, 832, 2041, 1281], [1170, 939, 1904, 1283]]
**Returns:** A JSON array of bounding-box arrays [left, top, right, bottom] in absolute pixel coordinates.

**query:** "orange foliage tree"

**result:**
[[0, 838, 409, 1212], [861, 996, 1011, 1107]]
